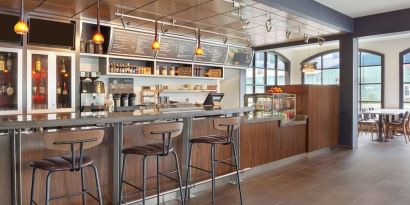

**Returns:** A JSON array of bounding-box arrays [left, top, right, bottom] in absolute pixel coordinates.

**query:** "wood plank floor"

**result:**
[[165, 134, 410, 205]]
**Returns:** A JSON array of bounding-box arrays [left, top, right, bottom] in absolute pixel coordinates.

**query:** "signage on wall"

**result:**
[[194, 43, 228, 64], [225, 46, 253, 67], [110, 29, 156, 58], [157, 36, 197, 61]]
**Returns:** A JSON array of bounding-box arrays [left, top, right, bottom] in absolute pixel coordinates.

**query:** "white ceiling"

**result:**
[[314, 0, 410, 18]]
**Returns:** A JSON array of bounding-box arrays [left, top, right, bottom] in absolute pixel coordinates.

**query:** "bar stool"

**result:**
[[120, 122, 185, 205], [29, 129, 104, 205], [185, 117, 243, 205]]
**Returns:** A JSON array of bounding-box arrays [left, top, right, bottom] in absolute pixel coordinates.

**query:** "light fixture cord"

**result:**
[[97, 0, 100, 32], [20, 0, 24, 20]]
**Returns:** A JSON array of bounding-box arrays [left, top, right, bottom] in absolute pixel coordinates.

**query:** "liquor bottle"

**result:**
[[6, 53, 12, 72], [110, 62, 114, 73], [62, 82, 68, 95], [56, 81, 62, 95], [35, 56, 41, 73], [1, 80, 6, 95], [39, 78, 45, 95], [60, 58, 66, 73], [6, 83, 14, 96], [32, 78, 37, 95], [0, 55, 5, 72]]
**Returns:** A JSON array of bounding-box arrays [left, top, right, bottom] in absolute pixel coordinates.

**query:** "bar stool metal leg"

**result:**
[[119, 154, 127, 203], [80, 167, 87, 205], [142, 155, 148, 205], [30, 168, 37, 205], [184, 143, 193, 200], [45, 171, 53, 205], [157, 155, 161, 205], [231, 142, 243, 205], [211, 144, 216, 205], [171, 151, 185, 205], [91, 165, 103, 205]]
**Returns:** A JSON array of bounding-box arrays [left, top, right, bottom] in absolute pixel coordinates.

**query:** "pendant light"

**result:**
[[301, 34, 318, 73], [151, 20, 160, 50], [14, 0, 29, 35], [195, 29, 204, 56], [92, 0, 104, 45]]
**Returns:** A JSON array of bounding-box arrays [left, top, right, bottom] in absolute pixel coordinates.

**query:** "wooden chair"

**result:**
[[385, 112, 410, 143], [185, 117, 243, 205], [120, 122, 185, 205], [30, 129, 104, 205], [358, 113, 379, 140]]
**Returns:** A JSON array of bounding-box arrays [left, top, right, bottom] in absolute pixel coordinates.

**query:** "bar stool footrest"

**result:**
[[48, 188, 100, 201], [189, 165, 212, 174]]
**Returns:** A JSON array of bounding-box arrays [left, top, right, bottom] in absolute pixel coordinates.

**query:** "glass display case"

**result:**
[[28, 50, 75, 113], [244, 93, 296, 121], [0, 47, 22, 115]]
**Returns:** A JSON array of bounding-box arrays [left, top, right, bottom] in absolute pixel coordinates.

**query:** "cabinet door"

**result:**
[[55, 54, 75, 111], [0, 48, 22, 115], [28, 52, 50, 112]]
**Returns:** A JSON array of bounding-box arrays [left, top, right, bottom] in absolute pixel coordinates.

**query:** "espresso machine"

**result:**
[[80, 72, 106, 112]]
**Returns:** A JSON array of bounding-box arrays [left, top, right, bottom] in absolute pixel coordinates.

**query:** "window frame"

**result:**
[[399, 48, 410, 108], [246, 51, 290, 94], [301, 49, 340, 85], [358, 49, 385, 110]]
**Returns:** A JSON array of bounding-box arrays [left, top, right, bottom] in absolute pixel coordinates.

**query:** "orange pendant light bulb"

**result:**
[[92, 0, 104, 45], [151, 20, 160, 50], [15, 0, 28, 35], [195, 29, 203, 56]]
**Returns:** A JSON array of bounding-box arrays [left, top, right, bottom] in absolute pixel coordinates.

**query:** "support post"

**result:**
[[113, 122, 124, 205]]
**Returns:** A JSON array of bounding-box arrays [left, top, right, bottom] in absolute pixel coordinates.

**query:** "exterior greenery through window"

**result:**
[[246, 52, 290, 94], [301, 49, 384, 109], [400, 49, 410, 109]]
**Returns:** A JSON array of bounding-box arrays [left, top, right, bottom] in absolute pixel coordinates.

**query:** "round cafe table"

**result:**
[[361, 109, 407, 142]]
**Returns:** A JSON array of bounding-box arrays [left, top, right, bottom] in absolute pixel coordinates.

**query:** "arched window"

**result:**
[[302, 50, 340, 85], [301, 49, 384, 109], [358, 50, 384, 110], [400, 48, 410, 108], [246, 51, 290, 94]]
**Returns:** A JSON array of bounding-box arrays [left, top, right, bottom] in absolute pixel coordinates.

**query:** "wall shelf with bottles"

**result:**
[[104, 57, 155, 75], [193, 64, 224, 79], [0, 48, 22, 115]]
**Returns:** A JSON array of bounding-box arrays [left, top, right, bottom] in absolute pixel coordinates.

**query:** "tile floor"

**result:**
[[166, 133, 410, 205]]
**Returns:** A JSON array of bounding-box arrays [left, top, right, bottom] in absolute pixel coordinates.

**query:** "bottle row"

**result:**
[[109, 62, 152, 75], [0, 53, 14, 73]]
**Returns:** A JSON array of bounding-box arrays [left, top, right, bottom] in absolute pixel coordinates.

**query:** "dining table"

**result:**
[[361, 109, 407, 141]]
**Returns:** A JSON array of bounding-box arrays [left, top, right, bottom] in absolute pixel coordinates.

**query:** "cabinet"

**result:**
[[244, 93, 297, 121], [27, 50, 75, 113], [0, 47, 22, 115]]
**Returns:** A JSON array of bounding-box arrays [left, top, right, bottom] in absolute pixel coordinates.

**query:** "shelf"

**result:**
[[80, 53, 108, 58], [160, 89, 217, 93], [103, 72, 222, 80]]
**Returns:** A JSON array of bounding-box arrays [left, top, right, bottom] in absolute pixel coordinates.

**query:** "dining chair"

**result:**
[[384, 112, 410, 143]]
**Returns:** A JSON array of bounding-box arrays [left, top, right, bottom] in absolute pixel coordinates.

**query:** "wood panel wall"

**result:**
[[0, 133, 12, 205], [279, 85, 340, 151]]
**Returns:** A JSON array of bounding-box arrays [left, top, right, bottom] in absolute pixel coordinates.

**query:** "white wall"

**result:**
[[220, 68, 241, 108], [273, 35, 410, 108]]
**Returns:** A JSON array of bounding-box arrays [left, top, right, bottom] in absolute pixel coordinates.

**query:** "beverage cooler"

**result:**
[[244, 93, 297, 121], [0, 47, 22, 115], [27, 50, 75, 113]]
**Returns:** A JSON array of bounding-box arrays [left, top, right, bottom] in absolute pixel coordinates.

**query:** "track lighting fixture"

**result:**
[[14, 0, 29, 35], [318, 37, 325, 46], [92, 0, 104, 45], [241, 18, 250, 29], [304, 34, 310, 44], [223, 35, 228, 44], [246, 38, 252, 48], [160, 22, 168, 34], [266, 16, 272, 32], [286, 29, 292, 39]]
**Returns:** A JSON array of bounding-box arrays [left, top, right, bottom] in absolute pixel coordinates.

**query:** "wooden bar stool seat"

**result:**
[[30, 155, 94, 171], [120, 122, 185, 205], [122, 143, 174, 155], [29, 129, 104, 205], [185, 117, 243, 205]]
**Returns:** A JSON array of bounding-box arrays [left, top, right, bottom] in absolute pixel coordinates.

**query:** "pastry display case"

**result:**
[[0, 47, 22, 115], [244, 93, 296, 121]]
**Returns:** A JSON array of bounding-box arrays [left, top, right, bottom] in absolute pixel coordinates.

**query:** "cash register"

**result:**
[[203, 92, 224, 110]]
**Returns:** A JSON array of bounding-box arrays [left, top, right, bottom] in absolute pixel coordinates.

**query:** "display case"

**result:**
[[27, 50, 75, 113], [0, 47, 22, 115], [244, 93, 296, 121]]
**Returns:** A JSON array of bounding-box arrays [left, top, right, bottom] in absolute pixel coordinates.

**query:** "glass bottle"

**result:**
[[35, 56, 41, 73], [60, 58, 66, 73], [32, 77, 37, 95], [0, 55, 5, 72], [56, 81, 62, 95], [39, 78, 45, 95], [62, 82, 68, 95], [6, 83, 14, 96], [1, 80, 6, 95], [6, 53, 12, 72]]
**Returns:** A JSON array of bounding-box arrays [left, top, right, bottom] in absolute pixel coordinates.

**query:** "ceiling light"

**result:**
[[266, 16, 272, 32], [152, 20, 160, 50], [286, 29, 292, 39], [92, 0, 104, 45], [160, 22, 168, 34], [301, 62, 318, 73], [14, 0, 28, 35], [223, 35, 228, 44], [195, 29, 204, 56], [304, 34, 310, 43], [318, 37, 325, 46], [241, 18, 250, 29], [246, 38, 252, 48]]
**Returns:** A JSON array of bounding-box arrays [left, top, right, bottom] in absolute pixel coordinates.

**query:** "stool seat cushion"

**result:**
[[30, 156, 93, 171], [122, 143, 173, 155], [190, 135, 228, 144]]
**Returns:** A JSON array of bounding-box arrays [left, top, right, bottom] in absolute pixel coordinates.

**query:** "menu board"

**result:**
[[157, 36, 196, 61], [110, 29, 156, 58], [225, 46, 253, 67], [195, 43, 228, 64]]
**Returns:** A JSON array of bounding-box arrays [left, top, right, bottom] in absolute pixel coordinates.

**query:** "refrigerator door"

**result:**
[[0, 48, 22, 115]]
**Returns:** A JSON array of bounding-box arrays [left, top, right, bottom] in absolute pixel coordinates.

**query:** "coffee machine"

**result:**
[[80, 72, 106, 112]]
